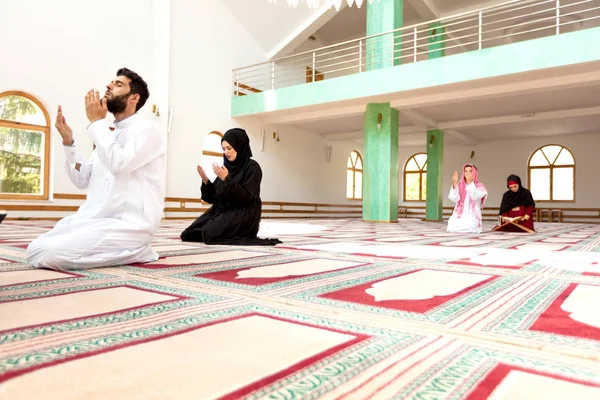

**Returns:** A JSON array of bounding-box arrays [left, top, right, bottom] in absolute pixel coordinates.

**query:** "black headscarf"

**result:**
[[499, 174, 535, 215], [221, 128, 252, 176]]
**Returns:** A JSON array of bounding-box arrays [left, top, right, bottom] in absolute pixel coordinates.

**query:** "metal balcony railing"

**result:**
[[232, 0, 600, 96]]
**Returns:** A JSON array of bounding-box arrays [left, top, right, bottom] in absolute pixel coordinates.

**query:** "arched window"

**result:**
[[404, 153, 427, 201], [346, 150, 362, 200], [201, 131, 223, 182], [528, 144, 575, 201], [0, 91, 51, 200]]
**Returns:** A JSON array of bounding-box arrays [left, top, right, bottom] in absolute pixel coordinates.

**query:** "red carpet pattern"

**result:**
[[1, 218, 599, 399]]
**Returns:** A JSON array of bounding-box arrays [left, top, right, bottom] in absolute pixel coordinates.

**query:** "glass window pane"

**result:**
[[347, 155, 353, 168], [355, 155, 362, 169], [354, 171, 362, 199], [529, 150, 549, 167], [405, 173, 420, 200], [530, 168, 550, 200], [541, 145, 562, 165], [350, 151, 357, 165], [421, 172, 427, 200], [203, 132, 223, 153], [0, 95, 46, 126], [552, 167, 574, 200], [0, 128, 44, 195], [554, 148, 574, 166], [423, 161, 427, 172], [414, 153, 427, 170], [405, 157, 419, 172], [346, 170, 354, 198]]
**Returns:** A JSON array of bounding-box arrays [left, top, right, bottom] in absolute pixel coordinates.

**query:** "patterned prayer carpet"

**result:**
[[1, 218, 600, 399]]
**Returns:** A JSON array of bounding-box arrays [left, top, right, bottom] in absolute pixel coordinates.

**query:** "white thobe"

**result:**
[[447, 182, 487, 233], [27, 114, 166, 270]]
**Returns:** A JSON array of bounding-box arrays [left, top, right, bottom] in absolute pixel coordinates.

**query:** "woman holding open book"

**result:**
[[497, 174, 536, 232]]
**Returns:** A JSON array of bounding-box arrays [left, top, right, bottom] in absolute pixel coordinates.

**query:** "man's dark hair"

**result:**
[[116, 67, 150, 112]]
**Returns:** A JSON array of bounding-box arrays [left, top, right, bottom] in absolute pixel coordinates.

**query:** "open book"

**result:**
[[494, 214, 534, 233], [501, 215, 524, 223]]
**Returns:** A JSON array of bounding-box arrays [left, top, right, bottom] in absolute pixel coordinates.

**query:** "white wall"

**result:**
[[315, 130, 600, 209], [397, 131, 600, 208], [220, 0, 322, 55], [168, 0, 336, 204], [320, 140, 364, 204], [257, 36, 327, 92], [280, 32, 428, 85], [0, 0, 158, 198], [3, 0, 599, 218], [2, 0, 337, 216], [235, 119, 335, 203], [166, 0, 265, 199], [244, 33, 363, 92], [270, 34, 361, 88]]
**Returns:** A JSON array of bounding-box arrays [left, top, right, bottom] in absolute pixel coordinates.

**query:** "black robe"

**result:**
[[499, 175, 536, 215], [180, 160, 281, 245]]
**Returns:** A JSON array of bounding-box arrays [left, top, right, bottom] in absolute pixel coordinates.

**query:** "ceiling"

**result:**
[[317, 1, 424, 44], [230, 1, 600, 147], [436, 0, 507, 16], [459, 114, 600, 140], [289, 113, 415, 136], [284, 79, 600, 146], [221, 0, 323, 53], [314, 0, 513, 45], [223, 0, 506, 59], [312, 0, 592, 56], [416, 84, 600, 122]]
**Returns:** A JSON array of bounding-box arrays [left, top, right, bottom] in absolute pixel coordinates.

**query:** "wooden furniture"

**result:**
[[492, 215, 535, 233], [306, 66, 324, 83], [536, 208, 563, 222], [550, 209, 563, 222]]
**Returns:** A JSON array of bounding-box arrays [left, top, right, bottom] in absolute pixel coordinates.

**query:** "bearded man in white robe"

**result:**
[[27, 68, 166, 270]]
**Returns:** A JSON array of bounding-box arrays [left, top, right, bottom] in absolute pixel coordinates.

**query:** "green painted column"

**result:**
[[363, 1, 402, 222], [425, 129, 445, 221], [425, 23, 446, 220], [366, 0, 403, 70], [428, 22, 446, 59], [363, 103, 399, 222]]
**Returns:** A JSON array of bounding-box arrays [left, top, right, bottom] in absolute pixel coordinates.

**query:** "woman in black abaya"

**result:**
[[498, 174, 536, 231], [180, 128, 281, 245]]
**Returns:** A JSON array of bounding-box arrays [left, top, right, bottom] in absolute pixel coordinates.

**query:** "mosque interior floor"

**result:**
[[1, 218, 600, 399]]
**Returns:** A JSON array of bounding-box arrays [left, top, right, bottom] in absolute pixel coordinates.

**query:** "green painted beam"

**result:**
[[362, 103, 399, 222], [361, 1, 402, 223], [366, 0, 403, 70], [428, 22, 445, 59], [424, 22, 446, 221], [425, 129, 444, 221], [232, 27, 600, 116]]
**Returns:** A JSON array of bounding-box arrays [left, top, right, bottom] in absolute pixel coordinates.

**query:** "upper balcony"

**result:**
[[231, 0, 600, 117]]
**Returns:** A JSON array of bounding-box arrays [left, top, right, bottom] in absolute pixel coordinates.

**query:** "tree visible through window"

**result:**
[[201, 131, 223, 182], [404, 153, 427, 201], [528, 144, 575, 201], [346, 150, 362, 200], [0, 92, 51, 200]]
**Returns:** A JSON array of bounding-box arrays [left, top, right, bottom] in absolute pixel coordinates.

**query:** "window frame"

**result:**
[[202, 130, 223, 157], [0, 91, 51, 201], [527, 144, 576, 203], [403, 152, 427, 202], [346, 150, 363, 200]]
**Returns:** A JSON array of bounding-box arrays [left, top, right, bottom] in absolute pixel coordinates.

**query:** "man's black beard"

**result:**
[[106, 93, 129, 114]]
